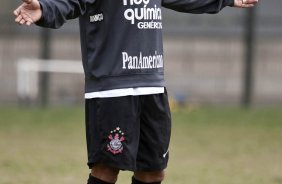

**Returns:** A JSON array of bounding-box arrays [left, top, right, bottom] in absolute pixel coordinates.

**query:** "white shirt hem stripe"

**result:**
[[85, 87, 165, 99]]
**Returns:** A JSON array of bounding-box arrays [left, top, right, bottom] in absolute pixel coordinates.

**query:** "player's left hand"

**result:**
[[234, 0, 258, 8]]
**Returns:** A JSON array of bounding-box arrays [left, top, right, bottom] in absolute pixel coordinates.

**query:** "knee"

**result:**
[[91, 164, 120, 183], [134, 170, 165, 183]]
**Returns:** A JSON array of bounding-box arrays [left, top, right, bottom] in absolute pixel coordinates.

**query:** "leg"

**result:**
[[87, 164, 119, 184], [133, 170, 165, 183], [91, 164, 120, 183]]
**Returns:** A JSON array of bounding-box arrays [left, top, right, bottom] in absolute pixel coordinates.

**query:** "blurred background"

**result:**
[[1, 1, 282, 184], [0, 1, 282, 107]]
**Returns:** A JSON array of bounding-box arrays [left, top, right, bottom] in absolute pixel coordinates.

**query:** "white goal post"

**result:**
[[17, 58, 83, 101]]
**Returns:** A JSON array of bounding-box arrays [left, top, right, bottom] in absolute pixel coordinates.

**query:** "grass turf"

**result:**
[[0, 106, 282, 184]]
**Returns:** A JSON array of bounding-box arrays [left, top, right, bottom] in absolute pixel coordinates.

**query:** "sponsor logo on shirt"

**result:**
[[90, 13, 104, 23], [122, 0, 162, 29], [122, 51, 163, 70]]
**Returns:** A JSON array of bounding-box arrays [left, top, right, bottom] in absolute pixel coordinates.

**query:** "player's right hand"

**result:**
[[234, 0, 258, 8], [14, 0, 42, 26]]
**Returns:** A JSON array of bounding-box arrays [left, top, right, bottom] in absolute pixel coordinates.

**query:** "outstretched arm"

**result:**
[[14, 0, 96, 28], [162, 0, 258, 14]]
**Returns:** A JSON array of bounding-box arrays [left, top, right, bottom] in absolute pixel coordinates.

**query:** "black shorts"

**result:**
[[85, 90, 171, 171]]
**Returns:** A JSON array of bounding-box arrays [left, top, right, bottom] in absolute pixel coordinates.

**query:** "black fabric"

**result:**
[[132, 177, 161, 184], [85, 90, 171, 171], [87, 174, 114, 184]]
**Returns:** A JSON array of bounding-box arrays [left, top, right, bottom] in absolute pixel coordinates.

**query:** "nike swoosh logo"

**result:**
[[163, 150, 169, 158]]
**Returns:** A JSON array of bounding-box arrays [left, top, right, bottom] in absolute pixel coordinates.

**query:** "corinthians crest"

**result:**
[[107, 127, 125, 155]]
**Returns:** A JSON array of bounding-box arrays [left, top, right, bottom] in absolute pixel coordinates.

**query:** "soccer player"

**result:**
[[14, 0, 258, 184]]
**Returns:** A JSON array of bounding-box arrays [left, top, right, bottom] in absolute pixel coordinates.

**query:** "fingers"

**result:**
[[14, 0, 41, 26], [14, 9, 19, 16], [241, 4, 255, 8], [15, 11, 34, 26], [241, 2, 255, 8], [243, 0, 258, 4], [17, 18, 33, 26], [20, 19, 27, 25], [22, 13, 34, 24], [236, 0, 258, 8], [15, 14, 23, 23], [242, 0, 258, 6]]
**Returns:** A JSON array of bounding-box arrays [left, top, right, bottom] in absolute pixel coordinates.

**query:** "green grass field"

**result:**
[[0, 106, 282, 184]]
